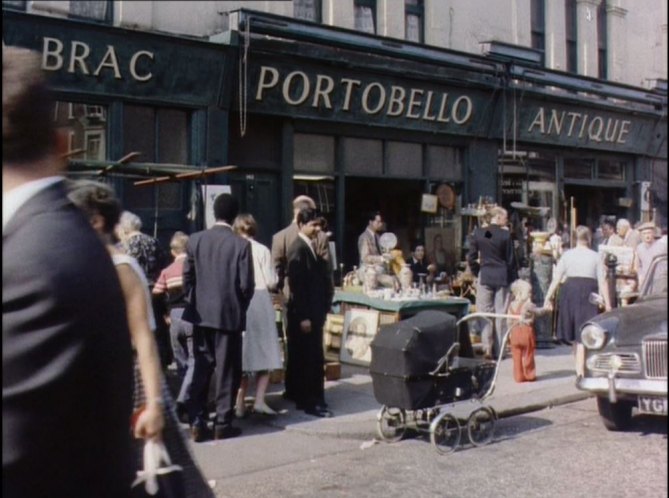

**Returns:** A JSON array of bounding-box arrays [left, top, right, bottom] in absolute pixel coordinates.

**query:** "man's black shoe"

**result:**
[[190, 425, 211, 443], [303, 406, 333, 418], [214, 425, 242, 440]]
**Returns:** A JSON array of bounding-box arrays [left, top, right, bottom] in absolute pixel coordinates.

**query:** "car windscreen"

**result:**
[[642, 255, 668, 297]]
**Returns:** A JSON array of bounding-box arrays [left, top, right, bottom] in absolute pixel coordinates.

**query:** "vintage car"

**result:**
[[576, 252, 667, 431]]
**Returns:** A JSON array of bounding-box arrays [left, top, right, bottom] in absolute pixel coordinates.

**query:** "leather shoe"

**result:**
[[191, 425, 211, 443], [214, 426, 242, 440], [303, 406, 333, 418]]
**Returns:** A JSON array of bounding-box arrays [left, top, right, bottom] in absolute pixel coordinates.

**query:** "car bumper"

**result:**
[[577, 376, 668, 398]]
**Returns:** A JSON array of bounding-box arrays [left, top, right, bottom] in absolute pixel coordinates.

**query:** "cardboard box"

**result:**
[[324, 362, 341, 381]]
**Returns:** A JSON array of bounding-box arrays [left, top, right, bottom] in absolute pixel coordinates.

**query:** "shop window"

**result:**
[[343, 137, 382, 175], [530, 0, 545, 65], [54, 100, 108, 161], [294, 0, 322, 23], [405, 0, 424, 43], [597, 160, 624, 181], [2, 1, 26, 11], [565, 0, 577, 73], [564, 158, 594, 179], [294, 134, 335, 173], [426, 145, 462, 181], [354, 0, 376, 34], [70, 0, 113, 24], [597, 1, 608, 79], [123, 105, 189, 210], [387, 141, 422, 177]]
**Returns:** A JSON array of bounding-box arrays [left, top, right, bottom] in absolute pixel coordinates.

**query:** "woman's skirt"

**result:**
[[556, 277, 599, 343], [243, 289, 283, 373]]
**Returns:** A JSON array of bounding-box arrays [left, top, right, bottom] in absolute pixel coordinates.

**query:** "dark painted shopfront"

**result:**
[[227, 10, 667, 272], [2, 10, 235, 247]]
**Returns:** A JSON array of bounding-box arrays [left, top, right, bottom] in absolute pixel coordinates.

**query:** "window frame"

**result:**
[[354, 0, 377, 35], [68, 0, 113, 25], [597, 1, 608, 79], [565, 0, 577, 73], [530, 0, 545, 65], [294, 0, 322, 24], [405, 0, 424, 44]]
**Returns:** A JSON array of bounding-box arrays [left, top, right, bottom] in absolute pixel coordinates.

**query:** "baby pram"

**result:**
[[370, 310, 520, 454]]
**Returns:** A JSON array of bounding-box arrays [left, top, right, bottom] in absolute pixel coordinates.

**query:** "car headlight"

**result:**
[[581, 323, 607, 350]]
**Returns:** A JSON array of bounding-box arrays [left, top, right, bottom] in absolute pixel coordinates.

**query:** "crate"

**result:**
[[324, 361, 341, 381]]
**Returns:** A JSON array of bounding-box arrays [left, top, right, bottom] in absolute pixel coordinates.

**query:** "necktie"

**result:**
[[374, 235, 381, 255]]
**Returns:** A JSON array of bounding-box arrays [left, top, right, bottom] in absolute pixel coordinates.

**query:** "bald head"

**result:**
[[292, 195, 316, 221], [616, 218, 631, 236]]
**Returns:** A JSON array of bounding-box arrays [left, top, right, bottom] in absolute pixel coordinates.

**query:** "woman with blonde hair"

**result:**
[[543, 225, 608, 345], [233, 213, 283, 416]]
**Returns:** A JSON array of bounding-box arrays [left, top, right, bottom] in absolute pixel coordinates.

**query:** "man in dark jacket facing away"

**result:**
[[286, 208, 334, 417], [183, 193, 255, 441], [467, 206, 518, 359]]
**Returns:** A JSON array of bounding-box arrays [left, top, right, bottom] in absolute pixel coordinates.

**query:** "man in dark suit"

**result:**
[[3, 46, 134, 497], [467, 206, 518, 359], [271, 195, 332, 401], [182, 193, 255, 441], [286, 208, 334, 417]]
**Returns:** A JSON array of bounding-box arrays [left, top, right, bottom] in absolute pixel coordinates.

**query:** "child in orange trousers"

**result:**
[[507, 279, 545, 383]]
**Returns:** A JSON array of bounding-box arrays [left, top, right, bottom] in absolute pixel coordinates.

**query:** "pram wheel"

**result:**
[[376, 406, 406, 443], [466, 407, 496, 447], [430, 412, 461, 454]]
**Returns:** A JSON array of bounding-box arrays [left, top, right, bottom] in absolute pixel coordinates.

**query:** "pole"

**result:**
[[605, 253, 618, 309]]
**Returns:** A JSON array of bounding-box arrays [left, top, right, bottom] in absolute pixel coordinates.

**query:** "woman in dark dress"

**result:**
[[406, 243, 437, 285]]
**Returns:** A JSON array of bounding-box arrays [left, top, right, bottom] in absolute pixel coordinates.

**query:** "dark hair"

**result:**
[[66, 179, 122, 234], [232, 213, 257, 237], [213, 193, 239, 223], [366, 211, 382, 223], [296, 207, 321, 226], [3, 47, 56, 164]]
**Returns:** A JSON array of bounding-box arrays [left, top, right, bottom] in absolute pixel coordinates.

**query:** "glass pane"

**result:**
[[294, 0, 321, 22], [354, 6, 375, 34], [597, 160, 624, 180], [70, 0, 110, 21], [294, 134, 335, 173], [54, 100, 108, 161], [564, 158, 594, 179], [427, 145, 462, 180], [124, 105, 156, 162], [157, 109, 188, 164], [387, 141, 422, 177], [405, 14, 421, 42], [2, 0, 26, 10], [343, 137, 382, 175]]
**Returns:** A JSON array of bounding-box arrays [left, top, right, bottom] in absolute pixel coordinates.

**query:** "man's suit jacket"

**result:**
[[286, 236, 332, 325], [467, 224, 518, 288], [272, 222, 331, 299], [358, 228, 381, 266], [3, 181, 134, 498], [182, 224, 255, 331]]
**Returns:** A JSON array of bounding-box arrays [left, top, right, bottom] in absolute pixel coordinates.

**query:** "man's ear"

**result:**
[[53, 128, 70, 170]]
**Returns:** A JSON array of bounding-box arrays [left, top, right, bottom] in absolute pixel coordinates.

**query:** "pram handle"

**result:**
[[430, 342, 460, 376], [455, 312, 523, 400]]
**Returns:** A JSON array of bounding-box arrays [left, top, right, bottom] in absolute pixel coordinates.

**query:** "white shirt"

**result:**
[[2, 176, 64, 232], [554, 245, 603, 282], [249, 238, 278, 291], [298, 232, 317, 259]]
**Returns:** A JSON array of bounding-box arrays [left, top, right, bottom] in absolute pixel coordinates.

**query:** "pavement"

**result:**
[[222, 343, 593, 441]]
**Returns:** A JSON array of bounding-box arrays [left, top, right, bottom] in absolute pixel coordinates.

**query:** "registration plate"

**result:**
[[638, 396, 668, 415]]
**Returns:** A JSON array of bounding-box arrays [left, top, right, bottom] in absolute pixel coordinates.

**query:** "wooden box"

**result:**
[[324, 361, 341, 381]]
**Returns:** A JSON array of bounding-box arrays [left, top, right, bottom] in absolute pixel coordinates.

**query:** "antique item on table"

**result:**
[[436, 183, 457, 211], [363, 265, 379, 293], [341, 309, 380, 366], [529, 231, 551, 255], [379, 232, 398, 253], [398, 264, 413, 293], [421, 194, 439, 214]]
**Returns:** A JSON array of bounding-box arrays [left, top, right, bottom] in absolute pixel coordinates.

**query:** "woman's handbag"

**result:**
[[131, 439, 185, 498]]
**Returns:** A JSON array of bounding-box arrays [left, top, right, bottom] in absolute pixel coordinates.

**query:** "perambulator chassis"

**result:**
[[375, 312, 521, 454]]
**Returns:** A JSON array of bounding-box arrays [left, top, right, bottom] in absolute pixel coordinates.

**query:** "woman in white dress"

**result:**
[[233, 214, 283, 416]]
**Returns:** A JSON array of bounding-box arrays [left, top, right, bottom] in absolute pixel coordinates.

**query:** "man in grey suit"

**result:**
[[183, 193, 255, 441], [3, 47, 134, 497]]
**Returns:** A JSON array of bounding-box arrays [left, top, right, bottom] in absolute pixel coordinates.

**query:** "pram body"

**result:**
[[370, 310, 517, 453]]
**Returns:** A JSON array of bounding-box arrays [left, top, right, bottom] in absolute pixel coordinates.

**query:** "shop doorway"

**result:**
[[564, 184, 627, 231], [343, 177, 424, 271]]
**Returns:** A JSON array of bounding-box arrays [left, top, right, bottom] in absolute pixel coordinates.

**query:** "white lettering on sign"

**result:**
[[41, 36, 154, 82], [527, 107, 632, 145], [254, 65, 475, 126]]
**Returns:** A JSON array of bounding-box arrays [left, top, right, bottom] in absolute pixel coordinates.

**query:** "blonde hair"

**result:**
[[510, 279, 532, 301], [233, 213, 257, 237], [169, 231, 189, 254], [575, 225, 592, 246]]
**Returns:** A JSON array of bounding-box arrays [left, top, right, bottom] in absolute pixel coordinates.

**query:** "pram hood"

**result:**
[[370, 310, 457, 378]]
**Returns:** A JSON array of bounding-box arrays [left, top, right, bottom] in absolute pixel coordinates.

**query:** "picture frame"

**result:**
[[421, 193, 438, 214], [340, 309, 380, 366]]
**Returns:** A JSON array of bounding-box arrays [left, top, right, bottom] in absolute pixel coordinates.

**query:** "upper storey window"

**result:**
[[355, 0, 376, 34], [405, 0, 424, 43]]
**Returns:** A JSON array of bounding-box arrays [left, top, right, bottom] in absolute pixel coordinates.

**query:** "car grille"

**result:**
[[643, 340, 668, 379], [590, 353, 641, 374]]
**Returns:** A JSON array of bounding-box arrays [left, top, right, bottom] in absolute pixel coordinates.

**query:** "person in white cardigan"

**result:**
[[233, 214, 284, 416]]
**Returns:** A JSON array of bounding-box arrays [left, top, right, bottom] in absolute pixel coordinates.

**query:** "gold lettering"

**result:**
[[255, 66, 279, 101], [604, 118, 619, 142], [452, 96, 473, 124], [129, 50, 154, 82], [437, 93, 450, 122], [578, 114, 589, 138], [340, 78, 361, 111], [93, 45, 122, 79], [406, 88, 424, 119], [41, 37, 64, 71], [422, 91, 436, 121], [527, 107, 546, 134], [361, 83, 386, 114], [547, 109, 565, 135], [312, 74, 334, 109], [282, 71, 310, 106], [566, 112, 581, 137], [617, 120, 631, 144], [67, 41, 91, 75], [387, 86, 406, 117], [588, 116, 604, 142]]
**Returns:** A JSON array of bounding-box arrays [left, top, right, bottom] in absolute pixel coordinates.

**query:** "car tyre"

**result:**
[[597, 396, 633, 431]]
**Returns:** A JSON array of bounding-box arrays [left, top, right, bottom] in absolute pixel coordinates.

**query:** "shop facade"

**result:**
[[226, 10, 667, 272], [2, 9, 235, 247]]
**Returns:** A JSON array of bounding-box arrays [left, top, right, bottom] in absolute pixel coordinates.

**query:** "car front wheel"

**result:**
[[597, 396, 633, 431]]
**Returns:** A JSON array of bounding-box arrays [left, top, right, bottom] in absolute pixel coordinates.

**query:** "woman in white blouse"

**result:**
[[233, 214, 283, 416], [544, 225, 609, 345]]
